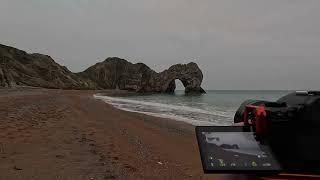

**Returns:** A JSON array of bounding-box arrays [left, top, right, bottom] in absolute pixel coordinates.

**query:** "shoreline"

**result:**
[[0, 88, 256, 179], [93, 92, 229, 127], [93, 90, 197, 135], [0, 88, 213, 179]]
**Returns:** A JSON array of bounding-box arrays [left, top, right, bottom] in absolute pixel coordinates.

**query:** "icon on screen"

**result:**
[[218, 159, 226, 167], [252, 161, 257, 167], [262, 163, 271, 167]]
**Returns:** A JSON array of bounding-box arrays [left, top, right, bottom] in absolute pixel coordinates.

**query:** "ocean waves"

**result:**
[[94, 94, 235, 126]]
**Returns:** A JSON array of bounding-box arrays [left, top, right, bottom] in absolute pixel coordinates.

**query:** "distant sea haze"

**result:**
[[94, 90, 291, 126]]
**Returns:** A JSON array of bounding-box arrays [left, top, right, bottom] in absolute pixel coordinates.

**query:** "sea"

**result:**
[[94, 90, 291, 126]]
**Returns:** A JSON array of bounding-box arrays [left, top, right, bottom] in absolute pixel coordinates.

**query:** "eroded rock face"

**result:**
[[80, 57, 206, 93], [78, 57, 152, 90], [137, 62, 206, 93], [0, 44, 96, 89], [0, 44, 205, 93], [157, 63, 206, 93]]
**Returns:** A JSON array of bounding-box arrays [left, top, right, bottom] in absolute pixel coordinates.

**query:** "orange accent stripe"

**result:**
[[279, 173, 320, 178], [263, 173, 320, 180]]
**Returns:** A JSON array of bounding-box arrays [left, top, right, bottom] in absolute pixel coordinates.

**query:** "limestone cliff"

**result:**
[[0, 44, 96, 89], [79, 57, 205, 93], [0, 44, 205, 93]]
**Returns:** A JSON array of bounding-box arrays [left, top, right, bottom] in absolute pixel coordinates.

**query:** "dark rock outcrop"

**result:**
[[155, 62, 206, 93], [0, 44, 205, 93], [79, 57, 205, 93]]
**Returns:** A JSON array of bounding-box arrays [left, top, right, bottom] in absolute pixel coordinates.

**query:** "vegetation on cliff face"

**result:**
[[0, 44, 205, 93]]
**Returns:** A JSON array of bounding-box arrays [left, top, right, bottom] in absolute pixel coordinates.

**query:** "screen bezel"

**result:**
[[195, 126, 282, 174]]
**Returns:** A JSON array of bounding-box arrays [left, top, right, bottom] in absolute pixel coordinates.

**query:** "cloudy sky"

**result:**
[[1, 0, 320, 90]]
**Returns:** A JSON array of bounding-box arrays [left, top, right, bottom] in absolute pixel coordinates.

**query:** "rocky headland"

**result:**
[[0, 44, 205, 93]]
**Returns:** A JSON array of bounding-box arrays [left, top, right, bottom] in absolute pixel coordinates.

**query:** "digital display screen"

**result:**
[[196, 126, 282, 173]]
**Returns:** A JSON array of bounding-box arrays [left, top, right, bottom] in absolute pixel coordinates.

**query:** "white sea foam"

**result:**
[[94, 91, 288, 126], [94, 94, 233, 126], [116, 107, 221, 126], [94, 95, 232, 118]]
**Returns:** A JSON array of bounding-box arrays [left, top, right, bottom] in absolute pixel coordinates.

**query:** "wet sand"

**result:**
[[0, 88, 257, 180]]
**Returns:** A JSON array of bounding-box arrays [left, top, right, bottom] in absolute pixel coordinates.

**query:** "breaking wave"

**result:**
[[94, 94, 234, 126]]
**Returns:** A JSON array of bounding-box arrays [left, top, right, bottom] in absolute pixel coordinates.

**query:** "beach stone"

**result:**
[[13, 165, 22, 171]]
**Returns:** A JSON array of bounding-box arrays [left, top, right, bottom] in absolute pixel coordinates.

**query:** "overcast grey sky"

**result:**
[[1, 0, 320, 90]]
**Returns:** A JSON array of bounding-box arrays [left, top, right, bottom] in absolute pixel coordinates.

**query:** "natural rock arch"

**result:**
[[165, 78, 204, 93], [156, 63, 206, 93], [80, 58, 206, 94], [0, 44, 206, 93]]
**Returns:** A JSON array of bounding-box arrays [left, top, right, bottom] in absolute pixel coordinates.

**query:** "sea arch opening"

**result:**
[[165, 78, 187, 94], [174, 79, 185, 94]]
